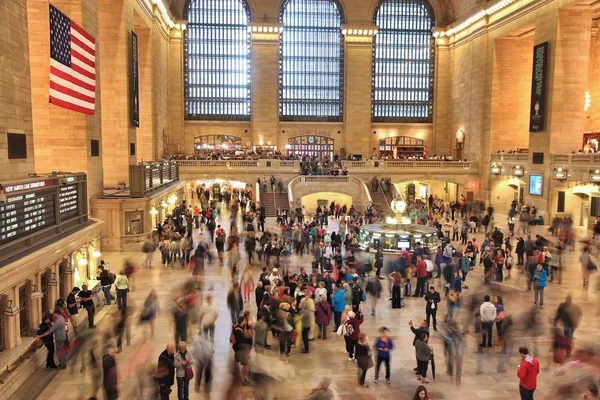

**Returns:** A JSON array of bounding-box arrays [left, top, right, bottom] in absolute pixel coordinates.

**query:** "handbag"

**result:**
[[184, 366, 194, 381], [336, 324, 346, 336], [587, 260, 598, 272], [289, 331, 298, 341]]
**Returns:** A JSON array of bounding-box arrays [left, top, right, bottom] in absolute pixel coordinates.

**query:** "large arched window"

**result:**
[[372, 0, 435, 122], [279, 0, 344, 122], [184, 0, 251, 120]]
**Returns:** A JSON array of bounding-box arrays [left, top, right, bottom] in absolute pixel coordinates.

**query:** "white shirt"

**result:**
[[199, 301, 220, 326], [480, 302, 497, 323]]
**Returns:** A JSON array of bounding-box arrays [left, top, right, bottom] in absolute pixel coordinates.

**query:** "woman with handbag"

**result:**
[[174, 342, 194, 400], [579, 247, 596, 287], [355, 333, 374, 387]]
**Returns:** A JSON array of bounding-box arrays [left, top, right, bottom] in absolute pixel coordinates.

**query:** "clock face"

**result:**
[[308, 136, 314, 144]]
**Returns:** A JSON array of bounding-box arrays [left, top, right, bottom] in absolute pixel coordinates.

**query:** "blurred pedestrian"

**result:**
[[156, 343, 176, 400], [103, 348, 119, 400]]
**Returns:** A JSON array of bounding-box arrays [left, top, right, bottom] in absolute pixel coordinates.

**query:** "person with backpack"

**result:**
[[230, 316, 251, 386], [344, 310, 363, 361], [97, 263, 115, 306], [351, 278, 365, 312], [215, 225, 226, 265]]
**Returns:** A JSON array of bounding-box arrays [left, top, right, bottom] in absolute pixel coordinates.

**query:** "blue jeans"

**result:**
[[534, 286, 544, 305], [102, 285, 114, 305], [177, 377, 189, 400]]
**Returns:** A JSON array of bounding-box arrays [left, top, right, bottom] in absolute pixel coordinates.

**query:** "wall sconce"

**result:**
[[150, 207, 159, 215], [490, 163, 502, 175], [553, 167, 567, 181], [512, 165, 524, 177], [456, 130, 465, 144], [92, 250, 102, 258], [161, 201, 168, 208], [168, 195, 177, 205], [76, 250, 88, 266], [584, 91, 591, 111], [590, 169, 600, 183]]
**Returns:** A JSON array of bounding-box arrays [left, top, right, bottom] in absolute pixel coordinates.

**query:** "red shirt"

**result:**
[[416, 260, 428, 278], [517, 357, 540, 390], [536, 252, 544, 265]]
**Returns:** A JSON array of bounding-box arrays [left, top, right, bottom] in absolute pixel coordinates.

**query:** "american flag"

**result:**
[[49, 4, 96, 115]]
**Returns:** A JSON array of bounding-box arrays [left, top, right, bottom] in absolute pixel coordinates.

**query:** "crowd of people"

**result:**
[[31, 180, 600, 400]]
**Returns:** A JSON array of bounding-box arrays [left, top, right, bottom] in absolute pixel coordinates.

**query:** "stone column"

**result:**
[[98, 0, 137, 186], [3, 291, 20, 350], [63, 257, 75, 297], [26, 0, 104, 198], [527, 7, 593, 212], [135, 24, 154, 162], [48, 263, 60, 310], [249, 24, 282, 148], [433, 34, 452, 155], [167, 28, 184, 153], [343, 27, 377, 157], [30, 274, 42, 330]]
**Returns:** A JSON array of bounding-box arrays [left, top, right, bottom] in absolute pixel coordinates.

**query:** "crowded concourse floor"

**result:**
[[19, 205, 600, 400]]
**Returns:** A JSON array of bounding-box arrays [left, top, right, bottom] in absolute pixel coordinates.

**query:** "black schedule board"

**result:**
[[59, 184, 79, 221], [0, 189, 57, 245]]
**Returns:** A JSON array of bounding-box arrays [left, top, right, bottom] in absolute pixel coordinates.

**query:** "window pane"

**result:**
[[372, 0, 435, 123], [184, 0, 251, 120], [279, 0, 344, 122]]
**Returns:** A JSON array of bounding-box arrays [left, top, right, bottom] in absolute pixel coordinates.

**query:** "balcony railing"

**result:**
[[552, 154, 600, 164], [177, 159, 479, 174], [490, 153, 529, 162]]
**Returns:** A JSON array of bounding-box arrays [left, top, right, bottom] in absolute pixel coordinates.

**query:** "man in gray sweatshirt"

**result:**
[[36, 309, 68, 368], [480, 295, 497, 348]]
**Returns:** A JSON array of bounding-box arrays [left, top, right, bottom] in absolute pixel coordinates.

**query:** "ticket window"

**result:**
[[125, 212, 143, 235]]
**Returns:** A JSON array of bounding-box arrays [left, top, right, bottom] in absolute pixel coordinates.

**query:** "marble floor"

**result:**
[[12, 214, 600, 400]]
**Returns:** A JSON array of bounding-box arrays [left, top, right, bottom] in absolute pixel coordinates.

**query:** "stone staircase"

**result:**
[[260, 192, 290, 217], [369, 189, 393, 216]]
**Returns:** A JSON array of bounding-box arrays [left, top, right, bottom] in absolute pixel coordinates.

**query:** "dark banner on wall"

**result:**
[[131, 31, 140, 127], [529, 41, 548, 132]]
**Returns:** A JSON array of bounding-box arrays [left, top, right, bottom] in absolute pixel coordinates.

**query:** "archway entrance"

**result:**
[[287, 136, 334, 160], [194, 135, 242, 152], [379, 136, 425, 159], [301, 192, 352, 214]]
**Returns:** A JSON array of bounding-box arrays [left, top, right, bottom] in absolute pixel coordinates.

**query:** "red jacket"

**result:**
[[517, 356, 540, 390], [416, 260, 428, 278]]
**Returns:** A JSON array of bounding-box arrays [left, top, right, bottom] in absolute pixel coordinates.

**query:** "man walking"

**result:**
[[553, 294, 582, 357], [424, 286, 441, 331], [480, 295, 497, 348], [97, 264, 115, 305], [78, 283, 96, 328], [36, 309, 68, 369], [517, 346, 539, 400]]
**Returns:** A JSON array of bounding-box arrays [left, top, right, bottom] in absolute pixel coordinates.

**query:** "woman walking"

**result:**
[[373, 326, 394, 384], [140, 289, 159, 338], [174, 341, 194, 400], [315, 294, 332, 340], [240, 265, 255, 304], [494, 296, 505, 347], [355, 333, 373, 388], [415, 332, 432, 384]]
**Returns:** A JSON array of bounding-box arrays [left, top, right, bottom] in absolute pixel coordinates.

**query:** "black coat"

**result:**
[[156, 350, 175, 387]]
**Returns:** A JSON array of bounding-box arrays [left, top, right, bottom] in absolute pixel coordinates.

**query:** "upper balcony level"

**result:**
[[176, 158, 480, 178]]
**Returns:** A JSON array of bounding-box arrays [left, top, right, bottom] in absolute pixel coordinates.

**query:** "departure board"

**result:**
[[0, 189, 57, 245], [59, 184, 79, 221]]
